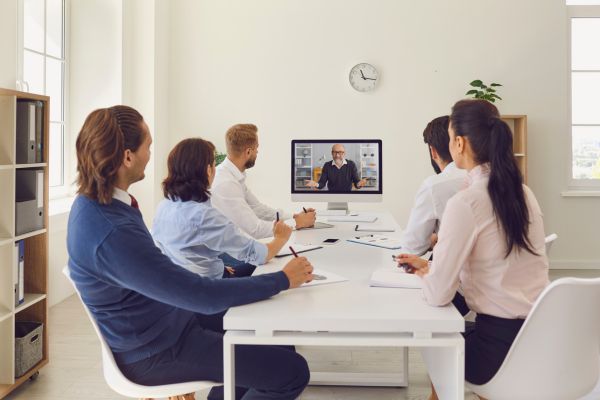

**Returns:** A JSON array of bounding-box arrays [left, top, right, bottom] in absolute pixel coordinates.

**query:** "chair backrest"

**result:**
[[544, 233, 558, 255], [469, 277, 600, 400], [62, 266, 215, 398]]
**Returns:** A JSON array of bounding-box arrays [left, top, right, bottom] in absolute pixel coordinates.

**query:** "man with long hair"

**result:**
[[67, 106, 313, 400]]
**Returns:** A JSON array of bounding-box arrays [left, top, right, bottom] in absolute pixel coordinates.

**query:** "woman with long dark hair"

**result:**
[[396, 99, 549, 400]]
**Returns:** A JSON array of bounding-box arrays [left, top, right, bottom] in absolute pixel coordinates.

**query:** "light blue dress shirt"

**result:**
[[152, 198, 268, 279]]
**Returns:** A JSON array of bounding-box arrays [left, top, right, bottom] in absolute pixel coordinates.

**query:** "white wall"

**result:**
[[0, 0, 17, 89], [166, 0, 599, 268], [122, 0, 170, 225], [48, 0, 124, 307]]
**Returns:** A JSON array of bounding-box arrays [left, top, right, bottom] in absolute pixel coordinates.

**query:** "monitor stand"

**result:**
[[327, 202, 348, 214]]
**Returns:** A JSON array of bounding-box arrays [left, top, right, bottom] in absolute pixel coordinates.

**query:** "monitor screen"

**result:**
[[291, 140, 382, 194]]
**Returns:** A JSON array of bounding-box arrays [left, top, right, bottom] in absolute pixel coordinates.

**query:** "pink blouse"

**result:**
[[422, 164, 550, 319]]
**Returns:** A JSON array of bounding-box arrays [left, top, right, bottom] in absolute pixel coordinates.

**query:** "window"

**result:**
[[569, 5, 600, 185], [18, 0, 68, 196]]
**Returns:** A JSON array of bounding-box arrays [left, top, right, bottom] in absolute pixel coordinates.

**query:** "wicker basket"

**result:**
[[15, 321, 43, 378]]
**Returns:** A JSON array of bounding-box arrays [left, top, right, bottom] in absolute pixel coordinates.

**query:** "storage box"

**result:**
[[15, 321, 43, 378]]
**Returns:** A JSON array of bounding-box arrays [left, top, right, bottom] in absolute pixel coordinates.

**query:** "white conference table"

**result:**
[[223, 211, 465, 400]]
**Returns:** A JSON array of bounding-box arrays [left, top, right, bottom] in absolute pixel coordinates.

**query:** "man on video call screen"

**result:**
[[295, 141, 379, 192]]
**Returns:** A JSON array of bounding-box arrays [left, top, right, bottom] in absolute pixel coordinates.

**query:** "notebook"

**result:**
[[347, 234, 402, 250], [328, 215, 378, 223], [369, 268, 423, 289], [354, 223, 396, 232], [276, 244, 323, 257]]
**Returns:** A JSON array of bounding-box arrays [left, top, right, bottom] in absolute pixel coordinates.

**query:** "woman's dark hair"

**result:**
[[76, 105, 145, 204], [423, 115, 452, 174], [162, 138, 216, 202], [450, 99, 536, 257]]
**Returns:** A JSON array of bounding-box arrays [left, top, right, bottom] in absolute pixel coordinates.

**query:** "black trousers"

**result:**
[[117, 312, 309, 400], [453, 293, 525, 385]]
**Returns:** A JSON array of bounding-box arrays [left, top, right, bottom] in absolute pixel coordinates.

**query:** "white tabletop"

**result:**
[[224, 211, 464, 335]]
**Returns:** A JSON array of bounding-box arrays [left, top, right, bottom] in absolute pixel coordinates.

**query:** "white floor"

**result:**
[[5, 269, 600, 400]]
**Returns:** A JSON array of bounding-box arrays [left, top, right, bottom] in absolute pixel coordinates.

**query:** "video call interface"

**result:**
[[293, 141, 381, 192]]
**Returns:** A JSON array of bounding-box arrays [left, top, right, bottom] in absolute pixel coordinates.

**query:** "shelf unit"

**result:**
[[359, 144, 379, 188], [0, 88, 49, 399], [501, 115, 528, 183], [294, 144, 313, 190]]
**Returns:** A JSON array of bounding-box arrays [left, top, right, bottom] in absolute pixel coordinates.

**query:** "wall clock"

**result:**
[[349, 63, 379, 92]]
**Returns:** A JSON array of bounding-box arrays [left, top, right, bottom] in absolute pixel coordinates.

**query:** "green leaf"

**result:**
[[466, 89, 479, 95], [470, 80, 483, 87], [491, 94, 502, 100], [488, 88, 496, 93], [490, 83, 502, 87]]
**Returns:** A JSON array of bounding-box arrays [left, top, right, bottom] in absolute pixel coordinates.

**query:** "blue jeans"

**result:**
[[118, 312, 309, 400], [220, 253, 257, 277]]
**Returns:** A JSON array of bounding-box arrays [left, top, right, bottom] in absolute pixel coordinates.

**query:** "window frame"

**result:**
[[567, 5, 600, 189], [17, 0, 72, 199]]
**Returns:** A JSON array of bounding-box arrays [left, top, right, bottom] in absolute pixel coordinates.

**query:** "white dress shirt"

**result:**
[[113, 187, 133, 206], [400, 162, 466, 255], [211, 157, 289, 239], [423, 164, 549, 319]]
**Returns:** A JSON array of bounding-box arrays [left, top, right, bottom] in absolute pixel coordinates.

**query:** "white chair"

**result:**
[[545, 233, 558, 255], [62, 267, 217, 399], [466, 277, 600, 400]]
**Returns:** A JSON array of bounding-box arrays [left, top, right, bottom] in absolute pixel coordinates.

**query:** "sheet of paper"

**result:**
[[347, 234, 402, 250], [300, 268, 348, 288], [369, 268, 423, 289]]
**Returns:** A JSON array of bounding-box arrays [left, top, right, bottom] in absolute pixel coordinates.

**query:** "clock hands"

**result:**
[[359, 69, 376, 81]]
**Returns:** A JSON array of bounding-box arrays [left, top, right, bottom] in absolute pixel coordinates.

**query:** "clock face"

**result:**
[[349, 63, 379, 92]]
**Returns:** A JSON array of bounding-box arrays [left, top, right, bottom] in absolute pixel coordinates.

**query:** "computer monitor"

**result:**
[[291, 139, 382, 211]]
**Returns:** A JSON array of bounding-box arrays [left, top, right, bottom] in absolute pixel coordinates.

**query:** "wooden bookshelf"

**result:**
[[501, 115, 528, 184], [0, 88, 49, 399]]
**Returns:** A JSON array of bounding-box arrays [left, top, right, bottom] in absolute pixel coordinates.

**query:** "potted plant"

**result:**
[[215, 151, 227, 166], [466, 80, 502, 103]]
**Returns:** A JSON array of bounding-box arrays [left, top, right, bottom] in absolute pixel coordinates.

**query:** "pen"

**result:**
[[302, 207, 308, 213], [289, 246, 299, 257], [392, 255, 413, 273], [276, 211, 279, 222]]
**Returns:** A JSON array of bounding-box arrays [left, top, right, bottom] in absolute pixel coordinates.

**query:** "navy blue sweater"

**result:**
[[67, 195, 289, 364], [317, 160, 361, 192]]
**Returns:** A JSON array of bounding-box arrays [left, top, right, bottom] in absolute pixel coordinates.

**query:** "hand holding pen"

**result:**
[[273, 212, 292, 241], [282, 246, 314, 288], [294, 207, 316, 229], [392, 254, 429, 276], [392, 255, 415, 273]]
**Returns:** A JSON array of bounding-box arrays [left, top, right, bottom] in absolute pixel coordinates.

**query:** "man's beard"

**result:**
[[431, 158, 441, 174], [428, 148, 441, 174], [245, 157, 256, 169], [334, 158, 343, 168]]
